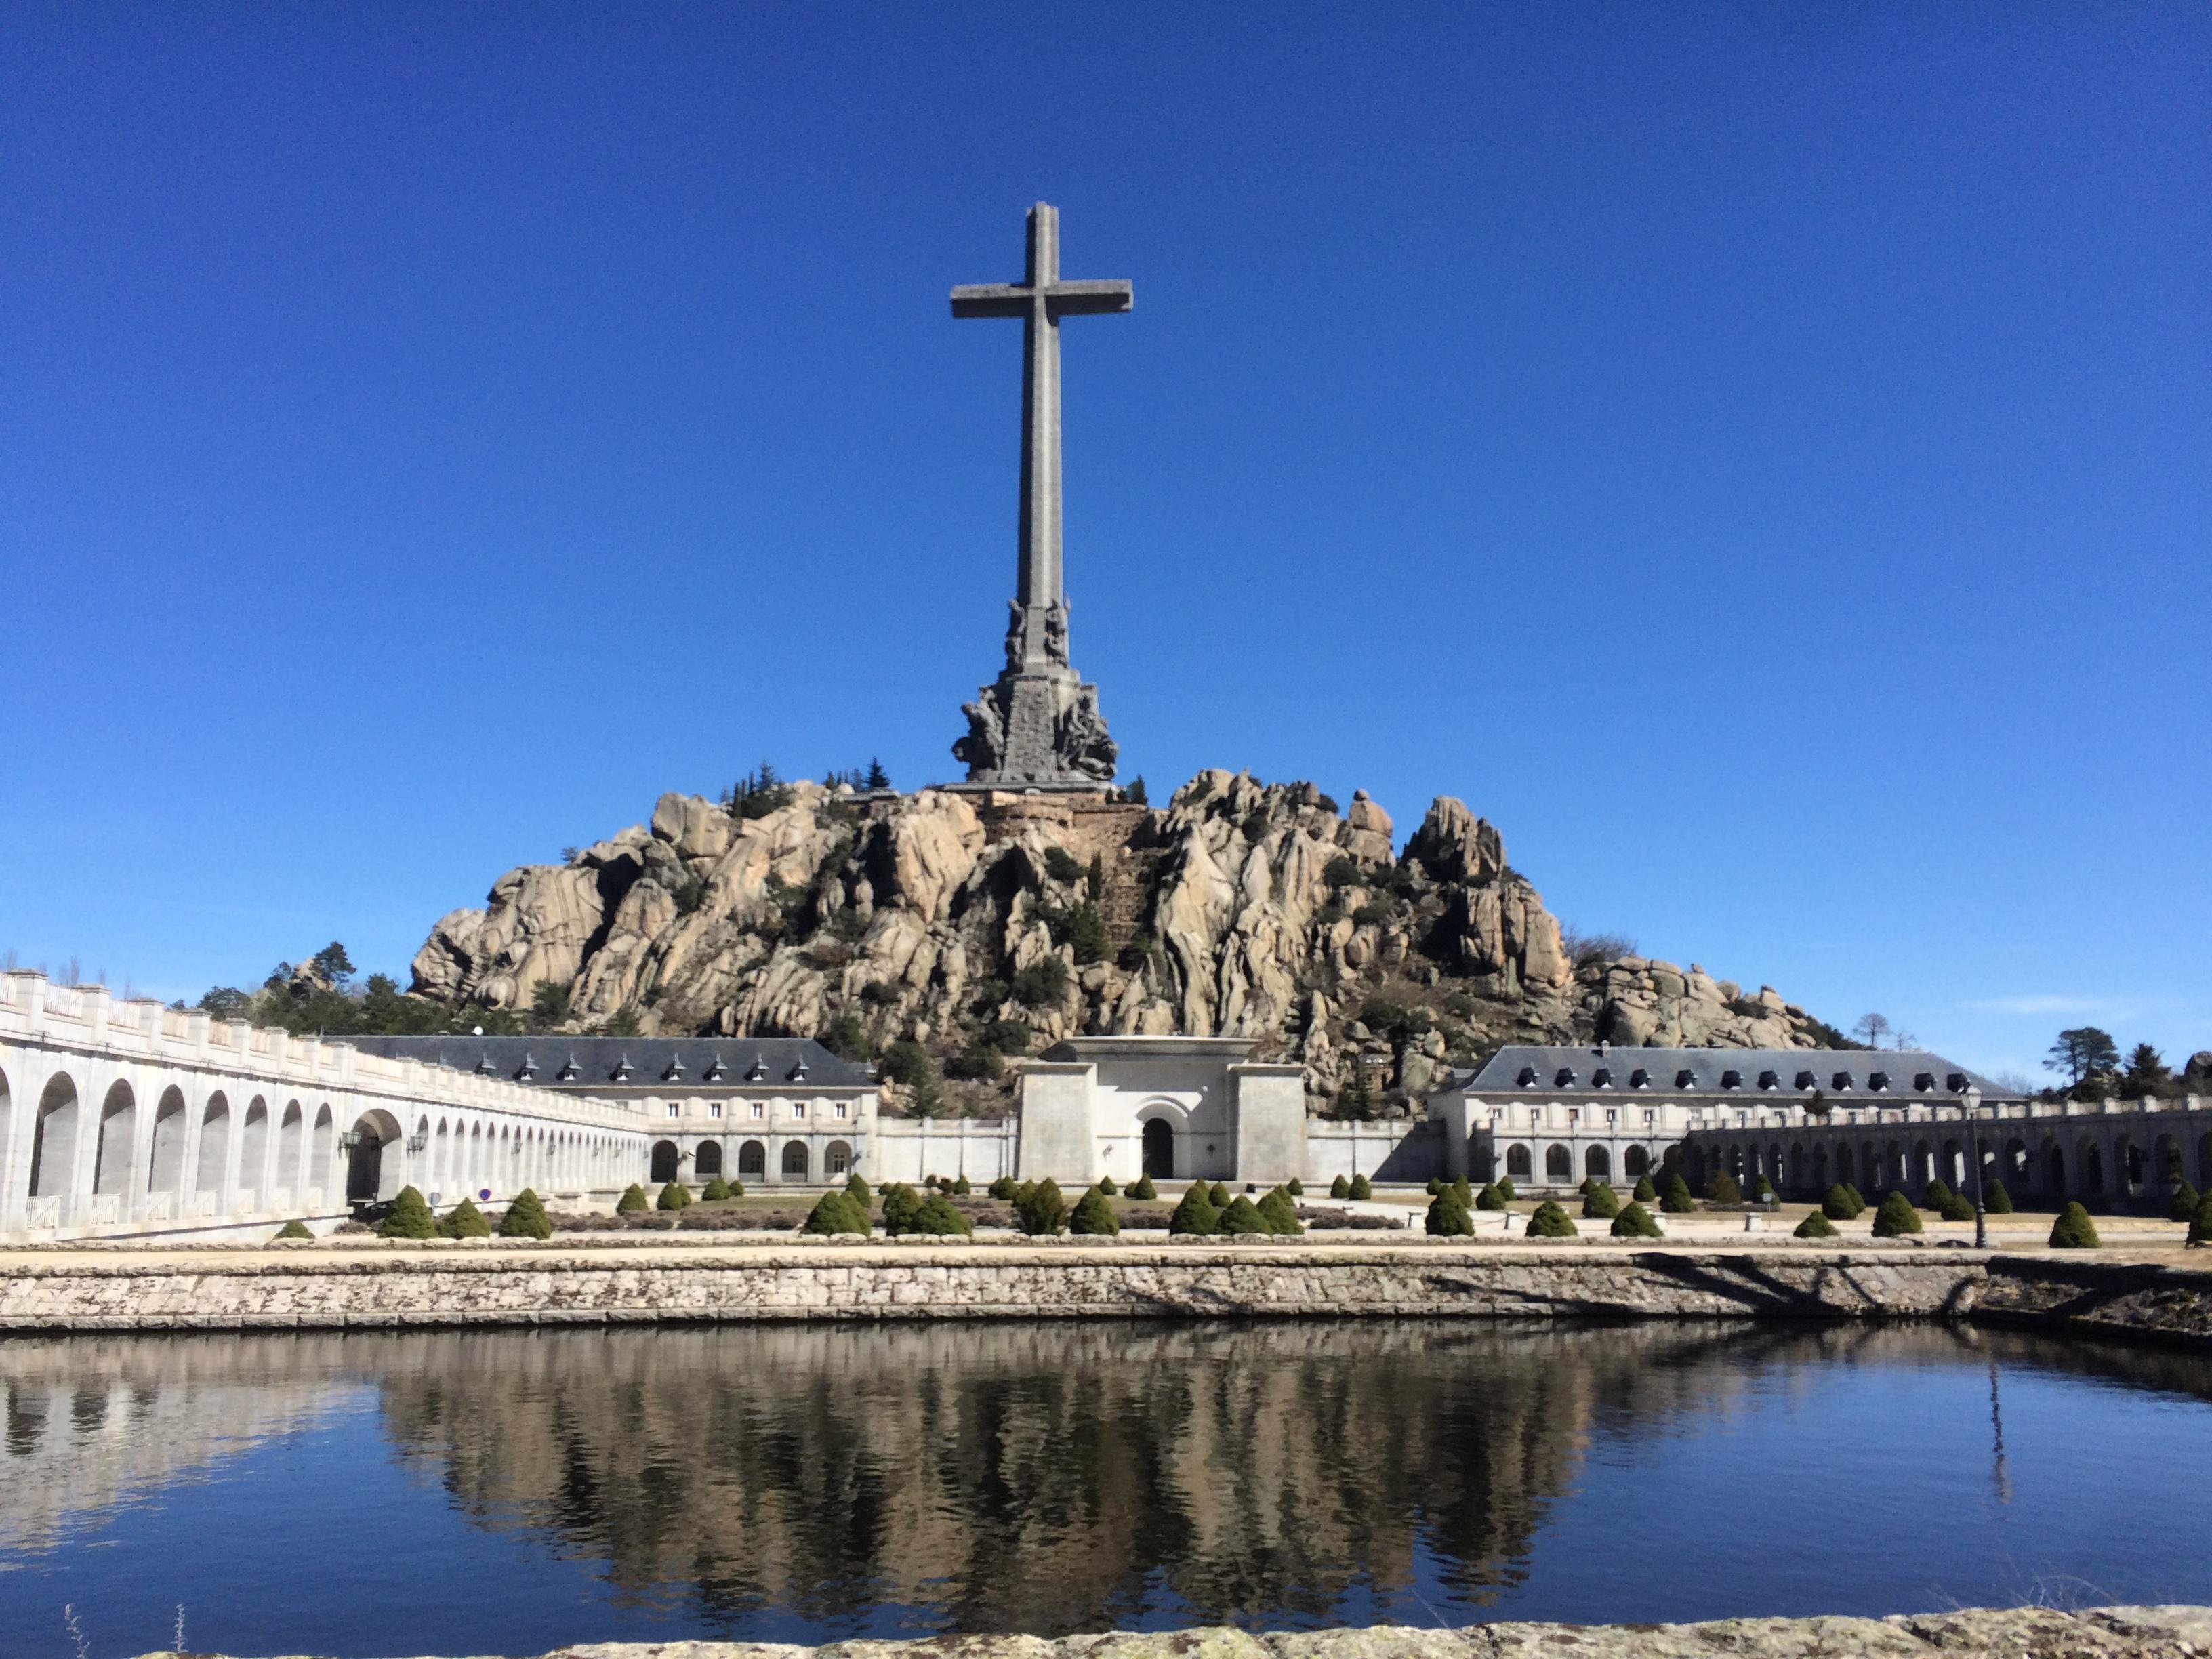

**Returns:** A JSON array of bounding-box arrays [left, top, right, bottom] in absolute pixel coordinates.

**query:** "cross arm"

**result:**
[[951, 284, 1031, 318], [1045, 280, 1132, 316]]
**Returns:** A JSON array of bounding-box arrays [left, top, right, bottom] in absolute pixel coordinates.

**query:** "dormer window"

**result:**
[[1759, 1070, 1779, 1090], [746, 1054, 769, 1082], [1869, 1071, 1890, 1092], [474, 1052, 498, 1076], [789, 1058, 811, 1083], [517, 1055, 537, 1082], [1629, 1068, 1650, 1089], [1676, 1069, 1697, 1088], [612, 1056, 634, 1082], [664, 1056, 687, 1082], [1796, 1070, 1817, 1090], [703, 1059, 726, 1082], [558, 1054, 581, 1081], [1592, 1067, 1612, 1088], [1518, 1065, 1538, 1086], [1832, 1071, 1853, 1091], [1721, 1069, 1743, 1090], [1947, 1073, 1968, 1092], [1914, 1071, 1936, 1092], [1555, 1067, 1575, 1087]]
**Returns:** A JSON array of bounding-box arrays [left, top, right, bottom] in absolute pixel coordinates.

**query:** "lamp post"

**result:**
[[1965, 1085, 1988, 1248]]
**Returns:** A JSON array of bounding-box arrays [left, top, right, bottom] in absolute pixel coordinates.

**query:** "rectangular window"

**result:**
[[834, 1103, 848, 1120], [665, 1103, 679, 1119], [708, 1103, 723, 1120], [790, 1102, 805, 1120], [750, 1102, 764, 1120]]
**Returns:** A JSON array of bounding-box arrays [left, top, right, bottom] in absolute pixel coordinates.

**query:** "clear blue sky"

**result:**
[[3, 5, 2205, 1083]]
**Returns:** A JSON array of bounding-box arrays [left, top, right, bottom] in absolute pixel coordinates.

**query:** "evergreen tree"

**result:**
[[1256, 1187, 1303, 1235], [2049, 1202, 2101, 1250], [499, 1189, 552, 1240], [1495, 1176, 1516, 1202], [1753, 1175, 1776, 1202], [1330, 1174, 1351, 1199], [2188, 1191, 2212, 1248], [865, 756, 890, 791], [1795, 1210, 1839, 1240], [1286, 1176, 1304, 1197], [1217, 1195, 1269, 1235], [1426, 1191, 1475, 1237], [881, 1183, 926, 1235], [989, 1176, 1018, 1200], [1633, 1174, 1657, 1203], [1984, 1176, 2013, 1214], [1128, 1174, 1155, 1200], [1611, 1202, 1662, 1239], [1582, 1183, 1620, 1221], [1168, 1181, 1219, 1236], [802, 1191, 871, 1236], [1938, 1189, 1978, 1223], [440, 1196, 492, 1239], [1660, 1174, 1696, 1214], [1097, 1174, 1118, 1195], [1427, 1177, 1445, 1196], [2168, 1178, 2200, 1224], [1017, 1178, 1068, 1236], [1525, 1202, 1578, 1239], [914, 1195, 973, 1235], [1349, 1174, 1372, 1201], [274, 1218, 313, 1240], [1475, 1182, 1506, 1211], [377, 1185, 436, 1240], [951, 1175, 972, 1196], [1872, 1191, 1923, 1237], [1453, 1175, 1474, 1207], [846, 1173, 874, 1209], [1925, 1178, 1953, 1209], [1210, 1181, 1231, 1209], [702, 1176, 732, 1202], [616, 1183, 649, 1214], [1070, 1185, 1121, 1236], [656, 1180, 690, 1212], [1707, 1171, 1742, 1205], [1822, 1185, 1861, 1220], [1843, 1182, 1866, 1210]]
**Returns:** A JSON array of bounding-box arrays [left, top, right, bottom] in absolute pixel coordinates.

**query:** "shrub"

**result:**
[[701, 1176, 732, 1202], [1525, 1202, 1578, 1239], [1042, 846, 1084, 884], [616, 1183, 649, 1214], [1706, 1172, 1742, 1205], [1453, 1176, 1473, 1206], [1938, 1191, 1978, 1223], [1582, 1183, 1620, 1221], [802, 1191, 871, 1236], [1660, 1174, 1696, 1214], [951, 1175, 972, 1196], [1753, 1175, 1776, 1202], [1426, 1192, 1475, 1237], [1871, 1191, 1923, 1237], [845, 1173, 874, 1209], [440, 1197, 492, 1239], [656, 1181, 690, 1212], [1633, 1174, 1657, 1203], [1349, 1174, 1372, 1201], [1822, 1184, 1862, 1220], [1795, 1210, 1839, 1240], [729, 1179, 745, 1197], [1217, 1195, 1269, 1235], [1169, 1182, 1219, 1236], [1017, 1178, 1068, 1236], [2168, 1179, 2200, 1224], [1330, 1174, 1351, 1199], [1496, 1176, 1516, 1202], [1098, 1174, 1119, 1196], [2188, 1191, 2212, 1248], [2049, 1202, 2101, 1250], [1925, 1178, 1952, 1210], [274, 1218, 313, 1240], [499, 1189, 552, 1240], [1070, 1185, 1120, 1236], [881, 1183, 926, 1235], [1427, 1177, 1444, 1196], [1128, 1174, 1155, 1200], [912, 1195, 973, 1236], [378, 1186, 436, 1240], [1210, 1182, 1231, 1209], [1843, 1182, 1866, 1210], [988, 1176, 1018, 1200], [1256, 1187, 1303, 1235], [1286, 1176, 1305, 1197], [1611, 1202, 1662, 1239], [1475, 1182, 1505, 1211], [1984, 1177, 2013, 1215], [1012, 957, 1070, 1006]]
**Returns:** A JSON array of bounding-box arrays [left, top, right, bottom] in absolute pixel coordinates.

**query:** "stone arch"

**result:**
[[1505, 1143, 1532, 1179], [781, 1140, 810, 1180], [148, 1086, 188, 1195], [2200, 1132, 2212, 1189], [2004, 1137, 2028, 1188], [649, 1139, 680, 1183], [2078, 1139, 2104, 1196], [1544, 1144, 1572, 1181], [278, 1101, 304, 1191], [196, 1092, 230, 1193], [825, 1139, 853, 1178], [2154, 1134, 2182, 1197], [2045, 1141, 2066, 1194], [310, 1104, 334, 1193], [1584, 1145, 1610, 1183], [93, 1079, 138, 1195], [1812, 1144, 1829, 1191], [694, 1139, 724, 1178], [1909, 1139, 1932, 1191], [239, 1098, 270, 1195], [2118, 1136, 2144, 1200], [468, 1122, 483, 1191], [739, 1139, 766, 1178], [1624, 1145, 1650, 1179], [1142, 1117, 1176, 1179], [1940, 1138, 1963, 1189], [1788, 1143, 1807, 1191], [346, 1108, 403, 1203], [30, 1071, 81, 1200], [1835, 1143, 1854, 1187]]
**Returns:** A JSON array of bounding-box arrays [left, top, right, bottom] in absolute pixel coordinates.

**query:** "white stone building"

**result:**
[[1012, 1036, 1307, 1187]]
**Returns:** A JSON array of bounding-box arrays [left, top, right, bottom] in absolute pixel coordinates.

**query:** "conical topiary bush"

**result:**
[[1256, 1187, 1302, 1236], [1427, 1178, 1445, 1196], [989, 1176, 1017, 1200], [1210, 1182, 1231, 1210], [1426, 1191, 1474, 1237], [914, 1195, 973, 1236], [845, 1173, 873, 1208], [1938, 1189, 1978, 1223], [441, 1196, 492, 1239], [1660, 1174, 1696, 1214], [1633, 1174, 1657, 1204], [499, 1189, 552, 1240], [616, 1183, 649, 1214], [656, 1181, 690, 1212], [1582, 1183, 1620, 1221], [2188, 1191, 2212, 1248], [1707, 1172, 1742, 1205], [881, 1183, 925, 1235], [1795, 1210, 1839, 1240], [377, 1185, 436, 1240], [2168, 1179, 2200, 1224], [1286, 1176, 1304, 1197], [1349, 1174, 1372, 1201], [2049, 1202, 2100, 1250], [1822, 1184, 1860, 1220], [1925, 1178, 1952, 1210], [1168, 1181, 1219, 1236], [1610, 1202, 1662, 1240], [1525, 1201, 1577, 1239], [1217, 1195, 1269, 1235], [1475, 1182, 1505, 1211], [951, 1175, 972, 1196], [1872, 1191, 1923, 1237], [1097, 1174, 1118, 1196], [1069, 1185, 1120, 1236], [1330, 1174, 1351, 1199], [1128, 1174, 1155, 1200], [702, 1176, 732, 1202], [1984, 1176, 2013, 1215], [1843, 1182, 1866, 1210], [802, 1191, 870, 1236], [1495, 1176, 1516, 1202], [1017, 1178, 1068, 1236], [274, 1218, 313, 1241], [1753, 1175, 1776, 1202]]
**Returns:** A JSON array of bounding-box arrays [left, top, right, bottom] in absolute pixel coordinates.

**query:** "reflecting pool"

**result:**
[[2, 1320, 2209, 1658]]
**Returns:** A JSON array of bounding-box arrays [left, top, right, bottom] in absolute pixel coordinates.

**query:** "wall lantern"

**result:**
[[407, 1129, 429, 1155], [335, 1129, 365, 1153]]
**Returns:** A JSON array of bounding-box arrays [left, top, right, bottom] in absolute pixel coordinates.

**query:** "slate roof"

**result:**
[[1451, 1045, 2020, 1101], [337, 1035, 874, 1090]]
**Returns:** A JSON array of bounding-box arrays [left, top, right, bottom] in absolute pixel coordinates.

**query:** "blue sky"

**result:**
[[2, 5, 2205, 1082]]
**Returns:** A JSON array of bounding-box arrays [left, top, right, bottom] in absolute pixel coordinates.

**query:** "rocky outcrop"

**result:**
[[409, 772, 1843, 1103]]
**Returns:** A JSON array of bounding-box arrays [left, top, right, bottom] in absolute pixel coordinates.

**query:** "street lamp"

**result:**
[[1964, 1085, 1988, 1248]]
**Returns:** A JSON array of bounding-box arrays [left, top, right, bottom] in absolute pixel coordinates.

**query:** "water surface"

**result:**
[[2, 1320, 2209, 1658]]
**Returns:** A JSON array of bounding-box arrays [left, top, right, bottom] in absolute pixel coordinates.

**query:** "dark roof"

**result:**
[[337, 1035, 873, 1090], [1452, 1045, 2019, 1101]]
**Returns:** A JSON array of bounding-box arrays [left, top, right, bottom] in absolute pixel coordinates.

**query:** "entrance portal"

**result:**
[[1142, 1118, 1174, 1180]]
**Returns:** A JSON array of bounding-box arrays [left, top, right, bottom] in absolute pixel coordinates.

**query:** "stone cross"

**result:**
[[952, 203, 1131, 668]]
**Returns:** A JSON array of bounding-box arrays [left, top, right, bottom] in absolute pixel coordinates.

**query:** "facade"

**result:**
[[340, 1036, 878, 1190], [1426, 1043, 2021, 1196], [1012, 1036, 1307, 1187]]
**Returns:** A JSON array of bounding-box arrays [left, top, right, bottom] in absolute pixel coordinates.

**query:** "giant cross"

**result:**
[[948, 204, 1128, 785]]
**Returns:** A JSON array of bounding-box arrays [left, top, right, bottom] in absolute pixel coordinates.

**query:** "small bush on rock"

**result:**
[[1795, 1210, 1839, 1240], [440, 1197, 491, 1239], [1349, 1174, 1372, 1201], [2049, 1202, 2101, 1250], [802, 1191, 870, 1236], [616, 1183, 649, 1214], [1872, 1191, 1923, 1237], [499, 1189, 552, 1240], [1660, 1174, 1696, 1214], [378, 1186, 436, 1240], [1217, 1195, 1269, 1235], [1526, 1201, 1578, 1239], [1426, 1192, 1474, 1237], [1582, 1183, 1620, 1221], [1017, 1178, 1068, 1236], [1476, 1182, 1505, 1211], [1169, 1182, 1219, 1236], [1611, 1202, 1662, 1239]]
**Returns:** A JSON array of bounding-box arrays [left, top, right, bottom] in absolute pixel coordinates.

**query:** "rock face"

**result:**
[[409, 771, 1841, 1103]]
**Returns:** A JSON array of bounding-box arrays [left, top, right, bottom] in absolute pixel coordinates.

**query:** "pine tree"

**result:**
[[1286, 1176, 1305, 1197], [1707, 1171, 1742, 1205], [616, 1183, 649, 1214], [499, 1189, 552, 1240], [1070, 1185, 1121, 1236], [1582, 1183, 1620, 1221], [274, 1218, 313, 1240], [1610, 1202, 1662, 1239], [1098, 1174, 1119, 1196], [377, 1185, 436, 1240], [881, 1183, 926, 1235], [1475, 1183, 1506, 1211], [656, 1180, 691, 1212], [1330, 1174, 1351, 1199], [1795, 1210, 1839, 1240], [440, 1196, 492, 1239], [1426, 1191, 1474, 1237], [2049, 1202, 2101, 1250], [1525, 1202, 1578, 1239], [702, 1176, 732, 1202], [1210, 1182, 1231, 1209], [1872, 1191, 1923, 1237], [1660, 1174, 1696, 1214], [1256, 1187, 1303, 1235], [1495, 1176, 1516, 1202], [1169, 1181, 1219, 1236], [2168, 1178, 2200, 1224], [914, 1195, 972, 1235], [1349, 1174, 1372, 1201], [802, 1191, 870, 1235], [1633, 1174, 1657, 1203], [1128, 1174, 1155, 1200], [1217, 1195, 1269, 1235], [1822, 1185, 1861, 1220], [2188, 1191, 2212, 1248], [1984, 1176, 2013, 1214], [1017, 1178, 1067, 1236]]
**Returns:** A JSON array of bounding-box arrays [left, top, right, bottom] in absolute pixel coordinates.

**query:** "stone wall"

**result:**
[[2, 1244, 2205, 1338], [115, 1605, 2212, 1659]]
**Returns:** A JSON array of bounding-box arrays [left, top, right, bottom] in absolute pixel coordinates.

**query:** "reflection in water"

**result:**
[[2, 1319, 2211, 1652]]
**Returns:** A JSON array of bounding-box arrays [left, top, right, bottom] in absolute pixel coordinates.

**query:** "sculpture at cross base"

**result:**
[[949, 202, 1126, 787]]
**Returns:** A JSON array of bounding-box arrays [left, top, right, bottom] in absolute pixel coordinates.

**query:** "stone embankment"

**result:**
[[120, 1606, 2212, 1659], [3, 1243, 2208, 1342]]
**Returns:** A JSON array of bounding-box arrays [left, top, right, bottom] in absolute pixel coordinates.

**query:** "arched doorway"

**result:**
[[650, 1140, 680, 1183], [739, 1139, 766, 1178], [30, 1073, 81, 1202], [1142, 1118, 1174, 1179], [825, 1140, 853, 1178], [781, 1141, 810, 1181], [1584, 1145, 1611, 1183], [693, 1140, 723, 1177], [345, 1110, 401, 1203]]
